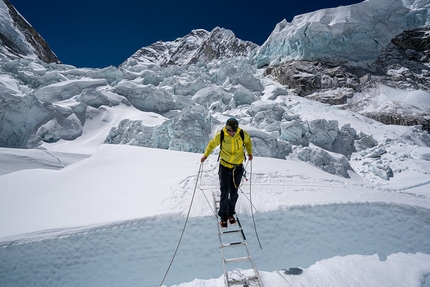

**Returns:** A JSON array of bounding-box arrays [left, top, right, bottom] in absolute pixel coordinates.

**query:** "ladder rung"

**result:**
[[227, 275, 259, 284], [221, 241, 245, 248], [227, 279, 247, 285], [221, 229, 241, 235], [224, 256, 251, 264], [245, 275, 259, 281]]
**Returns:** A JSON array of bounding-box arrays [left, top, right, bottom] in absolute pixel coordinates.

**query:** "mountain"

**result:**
[[0, 0, 429, 188], [0, 0, 59, 63], [122, 27, 258, 67]]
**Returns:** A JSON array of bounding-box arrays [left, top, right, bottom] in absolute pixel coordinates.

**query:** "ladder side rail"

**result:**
[[214, 192, 263, 287], [236, 215, 264, 287], [214, 192, 232, 287]]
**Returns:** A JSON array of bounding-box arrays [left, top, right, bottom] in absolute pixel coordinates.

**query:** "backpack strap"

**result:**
[[217, 130, 224, 162], [239, 129, 246, 161]]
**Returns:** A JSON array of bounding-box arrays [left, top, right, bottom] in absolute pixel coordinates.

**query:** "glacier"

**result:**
[[1, 0, 430, 184]]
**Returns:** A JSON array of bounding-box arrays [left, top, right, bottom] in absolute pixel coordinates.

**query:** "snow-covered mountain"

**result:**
[[0, 0, 429, 186], [0, 0, 58, 63], [123, 27, 257, 67]]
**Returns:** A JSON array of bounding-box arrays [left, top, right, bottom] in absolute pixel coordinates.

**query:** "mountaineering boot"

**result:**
[[228, 216, 236, 225], [220, 218, 228, 228]]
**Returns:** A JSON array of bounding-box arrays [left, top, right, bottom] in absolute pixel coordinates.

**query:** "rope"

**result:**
[[198, 186, 217, 217], [158, 162, 203, 287], [232, 165, 239, 188], [197, 164, 218, 217], [249, 161, 263, 249], [238, 187, 259, 213], [233, 159, 250, 188], [248, 160, 294, 287]]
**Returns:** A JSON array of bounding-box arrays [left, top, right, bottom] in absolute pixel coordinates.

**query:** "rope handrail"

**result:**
[[158, 162, 203, 287]]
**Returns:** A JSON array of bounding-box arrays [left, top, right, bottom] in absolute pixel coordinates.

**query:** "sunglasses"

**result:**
[[226, 128, 236, 133]]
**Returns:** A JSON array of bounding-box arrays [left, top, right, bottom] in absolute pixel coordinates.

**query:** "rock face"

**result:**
[[391, 28, 430, 61], [268, 61, 363, 97], [1, 0, 59, 63]]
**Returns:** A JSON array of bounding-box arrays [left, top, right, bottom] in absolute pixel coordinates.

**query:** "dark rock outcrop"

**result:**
[[268, 60, 364, 97]]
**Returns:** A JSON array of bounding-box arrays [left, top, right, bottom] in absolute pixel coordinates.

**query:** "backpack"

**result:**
[[217, 129, 246, 162]]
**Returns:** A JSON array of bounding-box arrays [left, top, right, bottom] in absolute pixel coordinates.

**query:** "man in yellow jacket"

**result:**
[[201, 118, 253, 228]]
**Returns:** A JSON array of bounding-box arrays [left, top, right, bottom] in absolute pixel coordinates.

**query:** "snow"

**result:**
[[1, 120, 430, 286], [1, 60, 430, 287], [0, 74, 19, 93]]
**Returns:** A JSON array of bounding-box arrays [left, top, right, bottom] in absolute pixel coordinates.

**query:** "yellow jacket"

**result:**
[[203, 127, 253, 169]]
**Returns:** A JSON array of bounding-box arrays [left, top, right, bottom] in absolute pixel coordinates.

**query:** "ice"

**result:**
[[295, 145, 353, 178], [0, 1, 35, 59], [253, 0, 429, 67], [0, 201, 429, 287], [34, 79, 107, 102]]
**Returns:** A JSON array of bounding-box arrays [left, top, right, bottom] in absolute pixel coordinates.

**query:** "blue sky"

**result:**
[[10, 0, 363, 68]]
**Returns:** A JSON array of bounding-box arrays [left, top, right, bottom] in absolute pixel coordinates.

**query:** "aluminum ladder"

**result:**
[[213, 193, 263, 287]]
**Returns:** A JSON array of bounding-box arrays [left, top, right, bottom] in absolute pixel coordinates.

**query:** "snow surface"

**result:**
[[0, 108, 430, 287], [1, 65, 430, 287], [1, 66, 430, 286]]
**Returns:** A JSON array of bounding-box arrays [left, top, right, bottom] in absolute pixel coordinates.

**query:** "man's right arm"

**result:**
[[201, 132, 221, 162]]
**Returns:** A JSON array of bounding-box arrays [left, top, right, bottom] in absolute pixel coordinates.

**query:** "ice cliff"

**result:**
[[253, 0, 430, 67]]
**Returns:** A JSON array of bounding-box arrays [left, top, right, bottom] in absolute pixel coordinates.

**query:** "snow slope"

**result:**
[[1, 126, 430, 286]]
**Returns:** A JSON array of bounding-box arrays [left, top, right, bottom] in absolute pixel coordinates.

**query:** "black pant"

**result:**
[[218, 164, 243, 219]]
